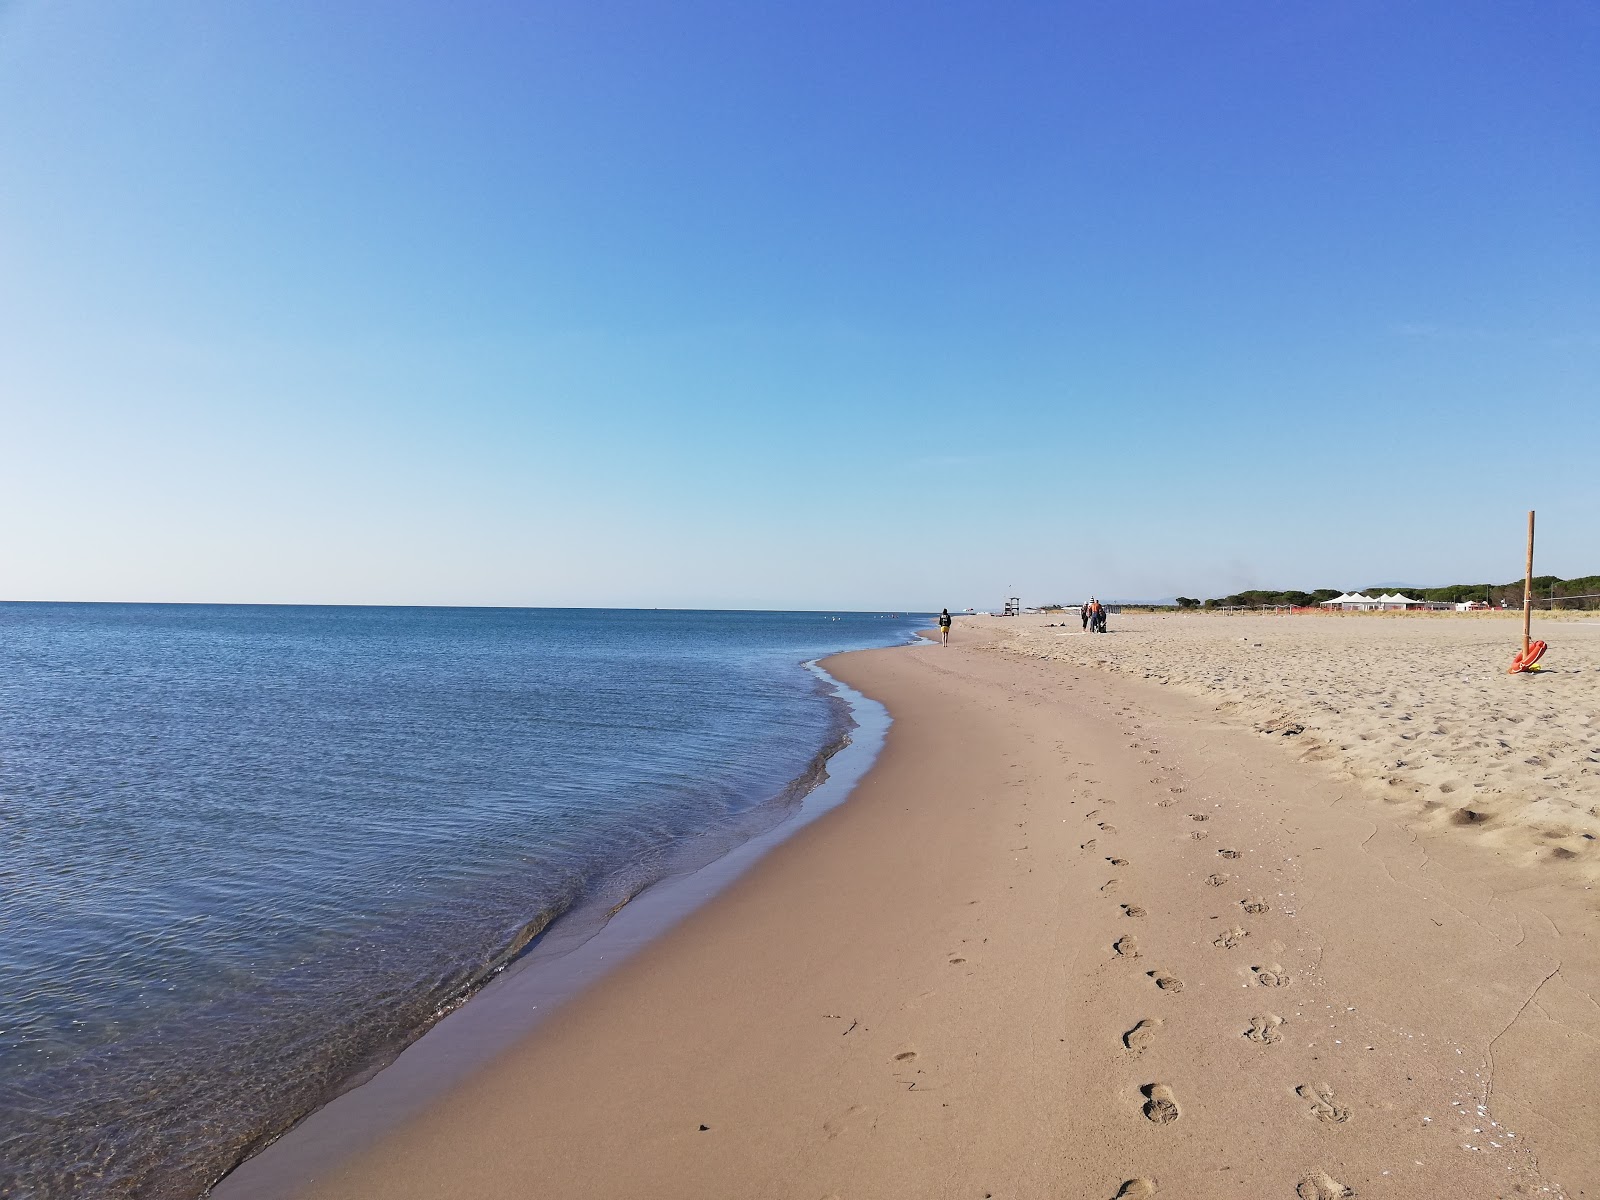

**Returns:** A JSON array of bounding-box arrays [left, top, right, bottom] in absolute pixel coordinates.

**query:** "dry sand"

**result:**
[[256, 620, 1597, 1199], [997, 610, 1600, 874]]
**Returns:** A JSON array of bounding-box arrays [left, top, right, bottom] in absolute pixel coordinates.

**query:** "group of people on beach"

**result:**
[[936, 603, 1105, 643]]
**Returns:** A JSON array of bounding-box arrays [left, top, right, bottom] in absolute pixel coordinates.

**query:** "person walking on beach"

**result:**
[[1080, 600, 1091, 632], [938, 608, 953, 645]]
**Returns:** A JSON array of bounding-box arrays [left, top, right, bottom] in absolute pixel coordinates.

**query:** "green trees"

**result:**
[[1185, 576, 1598, 610], [1199, 588, 1338, 609]]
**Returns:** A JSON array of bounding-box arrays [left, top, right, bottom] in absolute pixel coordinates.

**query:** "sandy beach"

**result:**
[[997, 610, 1600, 874], [240, 617, 1598, 1199]]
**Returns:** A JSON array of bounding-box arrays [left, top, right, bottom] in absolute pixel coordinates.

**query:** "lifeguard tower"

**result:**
[[1002, 597, 1021, 617]]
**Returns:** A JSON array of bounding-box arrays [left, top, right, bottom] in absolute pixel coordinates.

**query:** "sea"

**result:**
[[0, 604, 927, 1200]]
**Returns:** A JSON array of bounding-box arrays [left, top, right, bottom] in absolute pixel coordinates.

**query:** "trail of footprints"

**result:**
[[1296, 1082, 1350, 1125], [1092, 743, 1350, 1199], [1140, 1083, 1180, 1124], [1245, 1014, 1283, 1044], [1122, 1018, 1161, 1054]]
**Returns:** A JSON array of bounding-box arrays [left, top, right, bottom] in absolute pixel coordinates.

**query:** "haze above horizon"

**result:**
[[2, 2, 1595, 612]]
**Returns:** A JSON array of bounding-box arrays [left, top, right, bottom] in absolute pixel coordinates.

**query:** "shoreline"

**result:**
[[214, 660, 897, 1199], [221, 624, 1596, 1198], [2, 606, 931, 1200]]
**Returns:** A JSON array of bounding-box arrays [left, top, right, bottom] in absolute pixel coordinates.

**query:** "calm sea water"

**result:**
[[0, 604, 924, 1200]]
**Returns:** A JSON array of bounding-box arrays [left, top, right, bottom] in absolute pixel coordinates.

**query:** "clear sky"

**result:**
[[1, 1, 1595, 609]]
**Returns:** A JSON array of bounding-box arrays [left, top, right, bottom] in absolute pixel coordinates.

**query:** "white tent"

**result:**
[[1320, 591, 1428, 611], [1377, 592, 1426, 610], [1319, 592, 1381, 611]]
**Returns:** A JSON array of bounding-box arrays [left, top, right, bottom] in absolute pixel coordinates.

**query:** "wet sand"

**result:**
[[264, 621, 1596, 1199]]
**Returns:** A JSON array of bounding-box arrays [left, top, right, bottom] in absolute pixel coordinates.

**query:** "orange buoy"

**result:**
[[1508, 639, 1548, 674]]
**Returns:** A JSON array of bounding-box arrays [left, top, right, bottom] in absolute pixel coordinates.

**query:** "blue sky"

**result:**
[[1, 1, 1595, 608]]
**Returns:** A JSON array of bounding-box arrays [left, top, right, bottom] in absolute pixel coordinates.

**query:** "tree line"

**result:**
[[1172, 575, 1600, 611]]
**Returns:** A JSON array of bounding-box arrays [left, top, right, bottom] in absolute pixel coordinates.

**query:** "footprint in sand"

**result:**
[[1113, 1179, 1158, 1199], [1156, 798, 1178, 808], [1296, 1082, 1350, 1124], [1252, 964, 1289, 988], [1099, 823, 1119, 834], [1106, 856, 1129, 867], [1240, 897, 1270, 915], [1140, 1083, 1180, 1124], [1122, 1018, 1161, 1053], [1189, 813, 1209, 822], [892, 1049, 917, 1062], [1081, 839, 1098, 852], [1212, 926, 1248, 949], [1204, 873, 1229, 887], [1295, 1171, 1353, 1199], [1244, 1014, 1283, 1044], [1217, 848, 1241, 859], [1113, 935, 1141, 959], [1146, 970, 1183, 992], [1121, 904, 1146, 918], [821, 1104, 874, 1139], [1189, 830, 1209, 840], [1102, 879, 1122, 894]]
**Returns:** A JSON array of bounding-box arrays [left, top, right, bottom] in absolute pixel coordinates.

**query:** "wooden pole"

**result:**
[[1522, 509, 1536, 655]]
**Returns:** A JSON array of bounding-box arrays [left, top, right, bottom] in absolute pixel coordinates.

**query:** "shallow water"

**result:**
[[0, 604, 923, 1199]]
